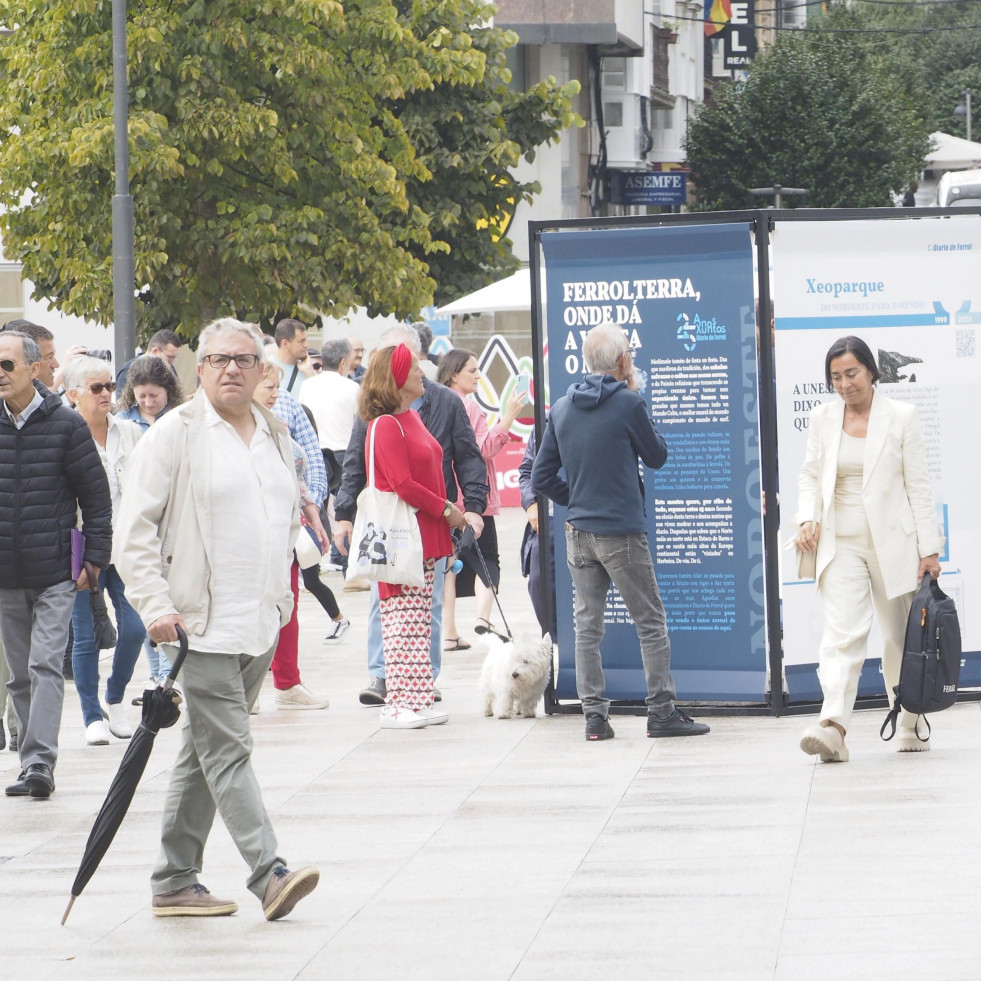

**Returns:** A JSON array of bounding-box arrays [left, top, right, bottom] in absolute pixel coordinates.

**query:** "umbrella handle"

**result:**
[[161, 625, 189, 691]]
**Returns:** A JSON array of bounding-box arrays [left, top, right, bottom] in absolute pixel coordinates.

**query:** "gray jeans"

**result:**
[[0, 581, 76, 770], [565, 525, 676, 720], [152, 644, 286, 900]]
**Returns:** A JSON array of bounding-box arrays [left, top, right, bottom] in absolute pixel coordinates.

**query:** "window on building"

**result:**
[[604, 102, 624, 128], [602, 57, 626, 91]]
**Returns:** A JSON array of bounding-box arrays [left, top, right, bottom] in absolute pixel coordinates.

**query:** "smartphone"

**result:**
[[514, 372, 531, 399]]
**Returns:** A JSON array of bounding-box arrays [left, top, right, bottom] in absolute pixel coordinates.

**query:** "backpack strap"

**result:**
[[880, 703, 900, 741]]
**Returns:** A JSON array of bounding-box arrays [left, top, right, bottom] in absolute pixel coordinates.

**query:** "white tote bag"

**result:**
[[346, 416, 426, 588]]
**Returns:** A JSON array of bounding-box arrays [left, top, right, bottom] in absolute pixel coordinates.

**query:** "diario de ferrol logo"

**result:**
[[677, 312, 727, 352]]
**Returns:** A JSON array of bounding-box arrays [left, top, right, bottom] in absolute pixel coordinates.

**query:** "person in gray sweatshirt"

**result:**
[[532, 322, 710, 742]]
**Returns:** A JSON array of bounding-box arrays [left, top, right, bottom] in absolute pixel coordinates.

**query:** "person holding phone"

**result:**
[[436, 350, 526, 649]]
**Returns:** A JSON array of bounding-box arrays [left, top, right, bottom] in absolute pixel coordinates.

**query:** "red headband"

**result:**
[[391, 343, 412, 388]]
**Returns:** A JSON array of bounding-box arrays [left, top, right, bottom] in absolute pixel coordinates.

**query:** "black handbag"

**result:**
[[880, 573, 961, 743]]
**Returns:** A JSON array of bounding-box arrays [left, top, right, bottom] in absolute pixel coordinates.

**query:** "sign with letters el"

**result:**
[[723, 0, 756, 70], [539, 223, 764, 701]]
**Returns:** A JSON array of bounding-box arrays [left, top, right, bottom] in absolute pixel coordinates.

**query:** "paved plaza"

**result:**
[[2, 509, 980, 980]]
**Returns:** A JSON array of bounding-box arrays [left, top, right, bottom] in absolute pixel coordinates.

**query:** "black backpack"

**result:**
[[880, 573, 961, 743]]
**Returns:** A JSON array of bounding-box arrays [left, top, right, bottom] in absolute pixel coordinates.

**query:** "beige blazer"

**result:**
[[796, 392, 944, 599]]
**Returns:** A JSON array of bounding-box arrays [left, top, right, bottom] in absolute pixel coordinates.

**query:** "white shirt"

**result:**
[[190, 400, 296, 656], [2, 389, 43, 429], [299, 370, 360, 451]]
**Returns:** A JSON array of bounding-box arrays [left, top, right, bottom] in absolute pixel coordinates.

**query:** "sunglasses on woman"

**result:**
[[86, 382, 116, 395]]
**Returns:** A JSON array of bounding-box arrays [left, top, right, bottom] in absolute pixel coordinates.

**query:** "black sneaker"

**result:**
[[647, 709, 710, 738], [359, 677, 387, 706], [584, 714, 614, 741]]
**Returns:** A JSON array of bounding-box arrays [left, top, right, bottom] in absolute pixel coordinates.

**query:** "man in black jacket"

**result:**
[[0, 331, 112, 798], [333, 326, 488, 705]]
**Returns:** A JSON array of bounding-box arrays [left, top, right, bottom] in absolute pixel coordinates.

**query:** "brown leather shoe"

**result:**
[[151, 883, 238, 917], [261, 865, 319, 921]]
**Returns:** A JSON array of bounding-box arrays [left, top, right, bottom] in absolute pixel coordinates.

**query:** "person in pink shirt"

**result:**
[[437, 349, 526, 649]]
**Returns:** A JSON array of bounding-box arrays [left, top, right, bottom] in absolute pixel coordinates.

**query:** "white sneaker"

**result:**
[[379, 704, 429, 729], [86, 720, 111, 746], [274, 684, 330, 711], [343, 576, 371, 592], [800, 723, 849, 763], [105, 701, 133, 739], [897, 727, 931, 752], [323, 618, 350, 642], [416, 707, 449, 726]]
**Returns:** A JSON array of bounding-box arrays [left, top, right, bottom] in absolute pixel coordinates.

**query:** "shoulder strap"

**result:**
[[366, 415, 406, 489], [287, 363, 299, 392]]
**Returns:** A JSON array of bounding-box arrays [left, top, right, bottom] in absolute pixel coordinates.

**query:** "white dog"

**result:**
[[480, 633, 552, 719]]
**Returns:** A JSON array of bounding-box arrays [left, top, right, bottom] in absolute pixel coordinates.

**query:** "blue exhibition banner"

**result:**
[[540, 223, 764, 702]]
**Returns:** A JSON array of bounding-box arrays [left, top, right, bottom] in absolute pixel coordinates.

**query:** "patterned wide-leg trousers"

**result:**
[[380, 559, 435, 711]]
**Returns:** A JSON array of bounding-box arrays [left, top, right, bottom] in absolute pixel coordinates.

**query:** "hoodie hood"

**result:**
[[566, 373, 626, 409]]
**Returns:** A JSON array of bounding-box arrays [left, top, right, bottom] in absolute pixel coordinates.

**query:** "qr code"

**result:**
[[956, 329, 975, 358]]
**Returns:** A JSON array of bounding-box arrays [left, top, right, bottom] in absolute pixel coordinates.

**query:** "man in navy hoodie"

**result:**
[[532, 323, 710, 742]]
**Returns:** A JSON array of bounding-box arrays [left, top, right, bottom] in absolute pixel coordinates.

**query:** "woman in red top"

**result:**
[[359, 344, 467, 729]]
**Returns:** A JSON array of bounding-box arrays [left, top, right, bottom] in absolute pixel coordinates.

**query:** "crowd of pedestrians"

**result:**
[[1, 312, 943, 922]]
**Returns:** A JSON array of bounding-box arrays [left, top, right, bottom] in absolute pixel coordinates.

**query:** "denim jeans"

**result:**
[[367, 557, 445, 680], [71, 565, 147, 726], [144, 637, 173, 682], [565, 525, 676, 720]]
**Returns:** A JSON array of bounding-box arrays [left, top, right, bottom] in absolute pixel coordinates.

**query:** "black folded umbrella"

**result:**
[[61, 626, 189, 925]]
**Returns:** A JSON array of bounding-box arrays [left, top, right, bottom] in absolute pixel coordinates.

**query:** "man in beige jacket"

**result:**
[[115, 318, 319, 921]]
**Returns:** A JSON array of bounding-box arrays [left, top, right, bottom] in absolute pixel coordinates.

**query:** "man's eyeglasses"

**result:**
[[202, 353, 260, 370], [0, 358, 30, 373], [86, 382, 116, 395]]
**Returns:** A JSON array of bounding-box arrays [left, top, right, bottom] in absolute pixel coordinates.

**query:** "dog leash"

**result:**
[[470, 536, 513, 641]]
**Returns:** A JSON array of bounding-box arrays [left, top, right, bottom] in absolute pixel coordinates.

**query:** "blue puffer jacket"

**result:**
[[0, 382, 112, 589]]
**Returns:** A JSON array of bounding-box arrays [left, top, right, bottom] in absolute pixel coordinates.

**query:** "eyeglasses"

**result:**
[[311, 362, 323, 372], [0, 358, 31, 372], [86, 382, 116, 395], [202, 353, 260, 370]]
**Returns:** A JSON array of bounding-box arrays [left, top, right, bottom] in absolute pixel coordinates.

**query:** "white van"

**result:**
[[937, 169, 981, 207]]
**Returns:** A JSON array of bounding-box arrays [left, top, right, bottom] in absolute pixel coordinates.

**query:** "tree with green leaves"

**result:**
[[684, 8, 928, 210], [0, 0, 578, 337]]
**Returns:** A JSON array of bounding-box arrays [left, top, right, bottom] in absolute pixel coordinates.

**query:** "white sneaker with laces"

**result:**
[[106, 702, 133, 739], [86, 720, 111, 746], [379, 704, 429, 729], [323, 617, 351, 642], [274, 684, 330, 711]]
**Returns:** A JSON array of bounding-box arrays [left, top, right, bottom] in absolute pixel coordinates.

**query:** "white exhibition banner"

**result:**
[[771, 215, 980, 700]]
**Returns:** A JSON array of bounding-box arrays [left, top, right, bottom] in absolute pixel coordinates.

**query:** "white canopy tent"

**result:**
[[925, 131, 981, 171], [435, 268, 531, 316]]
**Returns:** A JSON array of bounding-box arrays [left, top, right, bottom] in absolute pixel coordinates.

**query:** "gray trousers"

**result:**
[[565, 526, 677, 720], [0, 637, 20, 736], [0, 581, 76, 770], [151, 644, 285, 900]]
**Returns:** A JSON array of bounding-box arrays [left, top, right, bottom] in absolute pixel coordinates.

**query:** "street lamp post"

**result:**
[[112, 0, 135, 366], [954, 89, 972, 143], [749, 186, 808, 208]]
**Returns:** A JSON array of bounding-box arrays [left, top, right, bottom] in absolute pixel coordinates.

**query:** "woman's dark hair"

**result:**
[[436, 348, 475, 388], [116, 355, 185, 411], [824, 335, 880, 390], [358, 345, 402, 421]]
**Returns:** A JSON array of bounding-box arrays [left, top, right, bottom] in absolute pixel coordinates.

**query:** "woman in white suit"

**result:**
[[796, 336, 943, 763]]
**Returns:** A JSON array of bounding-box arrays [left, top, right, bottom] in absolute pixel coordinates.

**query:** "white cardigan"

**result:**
[[796, 392, 944, 599]]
